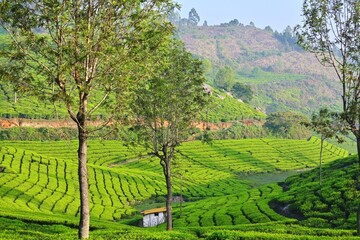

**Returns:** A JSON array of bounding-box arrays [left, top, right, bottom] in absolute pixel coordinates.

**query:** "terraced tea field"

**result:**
[[0, 137, 347, 230]]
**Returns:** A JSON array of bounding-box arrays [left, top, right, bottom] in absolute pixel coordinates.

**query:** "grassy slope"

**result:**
[[206, 87, 265, 122], [273, 155, 360, 229], [177, 25, 342, 114], [0, 81, 264, 123], [0, 138, 353, 239]]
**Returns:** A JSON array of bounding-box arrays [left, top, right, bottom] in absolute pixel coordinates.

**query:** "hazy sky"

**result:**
[[175, 0, 304, 32]]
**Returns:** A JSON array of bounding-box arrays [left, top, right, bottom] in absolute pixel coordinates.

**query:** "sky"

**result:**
[[175, 0, 304, 32]]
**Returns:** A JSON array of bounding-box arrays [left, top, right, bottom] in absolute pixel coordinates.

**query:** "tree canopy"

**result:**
[[296, 0, 360, 233], [0, 0, 175, 238], [214, 66, 235, 91], [188, 8, 200, 26], [124, 39, 207, 230], [296, 0, 360, 162], [264, 111, 311, 139], [231, 82, 253, 103], [304, 108, 347, 185]]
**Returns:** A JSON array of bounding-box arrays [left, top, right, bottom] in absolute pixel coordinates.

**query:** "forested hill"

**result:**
[[176, 24, 342, 114]]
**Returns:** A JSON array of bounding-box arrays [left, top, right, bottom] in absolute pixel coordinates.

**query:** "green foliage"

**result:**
[[205, 88, 265, 123], [127, 40, 207, 149], [306, 108, 347, 142], [235, 69, 308, 84], [201, 122, 267, 140], [214, 67, 235, 91], [0, 127, 78, 141], [264, 112, 311, 139], [122, 39, 208, 229], [231, 82, 253, 103], [296, 0, 360, 165], [273, 155, 360, 229], [0, 138, 347, 224], [0, 138, 355, 238]]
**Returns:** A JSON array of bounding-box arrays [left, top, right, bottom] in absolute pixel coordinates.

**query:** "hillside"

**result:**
[[177, 25, 342, 114], [0, 81, 264, 124], [273, 155, 359, 229], [1, 138, 358, 239], [0, 138, 347, 224]]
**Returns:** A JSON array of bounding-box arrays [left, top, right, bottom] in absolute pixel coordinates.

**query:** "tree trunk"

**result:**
[[165, 158, 173, 230], [357, 206, 360, 236], [77, 121, 90, 239], [357, 135, 360, 168], [355, 135, 360, 235], [319, 138, 324, 186], [180, 175, 183, 217]]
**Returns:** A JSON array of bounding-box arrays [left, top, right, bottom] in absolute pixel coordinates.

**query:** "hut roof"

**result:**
[[141, 207, 167, 215]]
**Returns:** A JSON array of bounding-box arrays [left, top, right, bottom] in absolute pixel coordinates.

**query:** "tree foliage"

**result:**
[[231, 82, 253, 103], [296, 0, 360, 232], [296, 0, 360, 162], [306, 108, 347, 143], [124, 39, 207, 230], [0, 0, 175, 238], [274, 26, 301, 51], [264, 111, 311, 139], [188, 8, 200, 26], [304, 108, 347, 185], [214, 66, 234, 91]]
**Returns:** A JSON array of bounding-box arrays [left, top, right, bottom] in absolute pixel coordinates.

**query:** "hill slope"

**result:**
[[177, 25, 342, 114], [0, 81, 264, 123], [273, 155, 359, 229], [0, 138, 347, 224]]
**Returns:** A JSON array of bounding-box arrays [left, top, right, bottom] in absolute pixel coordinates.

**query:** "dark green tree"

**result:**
[[188, 8, 200, 26], [264, 112, 311, 139], [264, 26, 273, 32], [305, 108, 347, 185], [214, 66, 235, 91], [296, 1, 360, 232], [0, 0, 174, 238], [231, 82, 253, 103], [126, 40, 207, 230], [229, 19, 240, 26]]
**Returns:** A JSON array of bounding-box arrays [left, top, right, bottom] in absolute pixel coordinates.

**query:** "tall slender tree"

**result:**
[[0, 1, 175, 238], [304, 108, 347, 185], [296, 0, 360, 233], [125, 39, 207, 230]]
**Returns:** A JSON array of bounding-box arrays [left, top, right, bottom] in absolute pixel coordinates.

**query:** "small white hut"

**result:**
[[141, 207, 167, 227]]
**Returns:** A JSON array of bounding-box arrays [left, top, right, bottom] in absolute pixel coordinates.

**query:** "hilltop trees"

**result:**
[[0, 0, 174, 238], [296, 0, 360, 233], [126, 40, 207, 230], [169, 7, 201, 27], [188, 8, 200, 26]]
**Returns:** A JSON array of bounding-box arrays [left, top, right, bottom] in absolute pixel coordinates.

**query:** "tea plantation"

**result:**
[[0, 137, 359, 239]]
